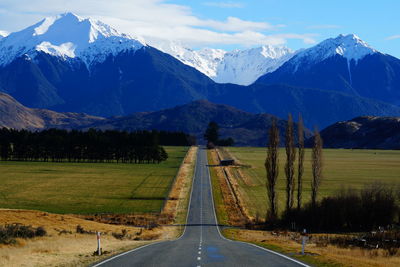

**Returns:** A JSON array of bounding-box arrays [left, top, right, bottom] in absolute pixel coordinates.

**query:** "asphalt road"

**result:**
[[94, 148, 308, 267]]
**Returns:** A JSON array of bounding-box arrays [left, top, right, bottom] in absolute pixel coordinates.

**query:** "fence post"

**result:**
[[97, 231, 101, 256], [301, 229, 307, 255]]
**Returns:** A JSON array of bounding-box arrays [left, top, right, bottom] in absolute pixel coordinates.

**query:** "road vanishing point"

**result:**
[[94, 148, 309, 267]]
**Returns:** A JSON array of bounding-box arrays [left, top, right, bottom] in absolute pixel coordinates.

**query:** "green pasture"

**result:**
[[0, 147, 187, 214], [227, 147, 400, 217]]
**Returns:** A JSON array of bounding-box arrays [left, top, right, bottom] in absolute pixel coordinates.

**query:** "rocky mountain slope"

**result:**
[[0, 92, 104, 130]]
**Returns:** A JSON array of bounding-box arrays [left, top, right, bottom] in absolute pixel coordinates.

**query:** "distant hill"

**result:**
[[307, 116, 400, 149], [86, 100, 311, 146], [0, 93, 104, 130]]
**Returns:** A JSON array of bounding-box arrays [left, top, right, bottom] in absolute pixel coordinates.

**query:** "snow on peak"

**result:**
[[214, 45, 294, 85], [0, 13, 146, 67], [156, 41, 294, 85], [292, 34, 377, 67], [0, 30, 9, 38], [156, 41, 226, 77]]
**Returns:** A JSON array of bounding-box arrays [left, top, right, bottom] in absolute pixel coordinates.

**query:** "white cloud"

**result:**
[[386, 35, 400, 40], [0, 0, 317, 48], [200, 17, 277, 32], [203, 2, 244, 8]]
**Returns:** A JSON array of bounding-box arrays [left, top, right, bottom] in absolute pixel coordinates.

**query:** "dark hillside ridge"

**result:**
[[0, 92, 104, 130], [306, 116, 400, 149], [85, 100, 312, 146]]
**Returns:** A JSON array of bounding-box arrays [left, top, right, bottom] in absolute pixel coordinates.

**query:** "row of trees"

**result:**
[[0, 128, 192, 163], [265, 115, 323, 222]]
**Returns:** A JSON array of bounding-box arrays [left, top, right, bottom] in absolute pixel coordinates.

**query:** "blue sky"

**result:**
[[175, 0, 400, 56], [0, 0, 399, 57]]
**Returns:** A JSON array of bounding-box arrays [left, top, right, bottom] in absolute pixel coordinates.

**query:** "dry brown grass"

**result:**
[[213, 148, 255, 223], [162, 146, 197, 221], [0, 209, 165, 267], [161, 146, 197, 238], [226, 229, 400, 267], [223, 167, 253, 221], [0, 234, 150, 267], [209, 149, 248, 226], [0, 209, 139, 236]]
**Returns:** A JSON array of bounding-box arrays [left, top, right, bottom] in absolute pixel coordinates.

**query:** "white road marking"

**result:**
[[197, 257, 201, 260], [199, 166, 204, 245], [198, 251, 201, 254]]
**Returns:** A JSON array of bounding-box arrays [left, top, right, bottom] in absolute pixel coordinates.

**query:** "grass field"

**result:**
[[227, 147, 400, 218], [0, 147, 188, 214]]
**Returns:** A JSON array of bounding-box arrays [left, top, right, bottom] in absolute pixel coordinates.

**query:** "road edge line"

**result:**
[[206, 148, 310, 267]]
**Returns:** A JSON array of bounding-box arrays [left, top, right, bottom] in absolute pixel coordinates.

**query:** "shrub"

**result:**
[[0, 224, 47, 244], [282, 183, 398, 232], [35, 226, 47, 237]]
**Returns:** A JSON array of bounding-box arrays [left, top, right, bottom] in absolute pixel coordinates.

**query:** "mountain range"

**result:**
[[0, 13, 400, 129], [157, 42, 294, 85]]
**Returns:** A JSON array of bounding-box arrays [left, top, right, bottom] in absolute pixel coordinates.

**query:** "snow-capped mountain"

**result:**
[[0, 12, 145, 67], [0, 13, 218, 114], [289, 34, 378, 72], [157, 42, 294, 85], [258, 34, 400, 105]]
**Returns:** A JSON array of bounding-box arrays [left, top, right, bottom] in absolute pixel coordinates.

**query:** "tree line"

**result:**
[[0, 128, 193, 164]]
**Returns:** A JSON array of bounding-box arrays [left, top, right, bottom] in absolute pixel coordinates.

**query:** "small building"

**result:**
[[220, 159, 235, 166]]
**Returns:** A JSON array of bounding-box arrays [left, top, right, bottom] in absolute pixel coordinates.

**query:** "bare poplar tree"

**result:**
[[297, 115, 305, 210], [285, 114, 296, 211], [265, 118, 280, 221], [311, 128, 323, 207]]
